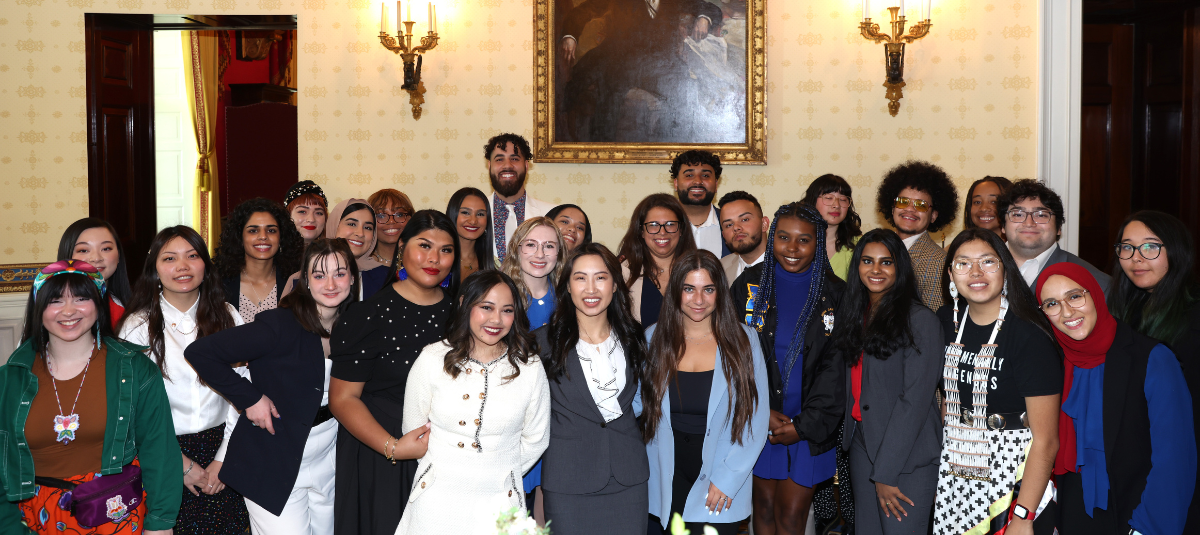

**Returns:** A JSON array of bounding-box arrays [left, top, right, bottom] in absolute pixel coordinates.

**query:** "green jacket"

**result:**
[[0, 337, 182, 533]]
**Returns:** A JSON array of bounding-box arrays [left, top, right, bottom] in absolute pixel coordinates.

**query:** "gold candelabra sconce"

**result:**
[[859, 2, 933, 116], [379, 1, 439, 120]]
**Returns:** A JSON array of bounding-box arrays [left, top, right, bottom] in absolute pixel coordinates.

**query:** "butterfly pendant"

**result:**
[[54, 414, 79, 445]]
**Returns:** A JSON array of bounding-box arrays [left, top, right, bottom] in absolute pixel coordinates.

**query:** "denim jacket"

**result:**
[[0, 337, 182, 533]]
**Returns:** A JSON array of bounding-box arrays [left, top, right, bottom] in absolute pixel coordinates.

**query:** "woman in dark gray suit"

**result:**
[[830, 229, 944, 535], [535, 243, 649, 534]]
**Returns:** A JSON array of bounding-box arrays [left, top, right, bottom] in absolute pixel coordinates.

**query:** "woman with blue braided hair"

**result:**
[[730, 202, 847, 535]]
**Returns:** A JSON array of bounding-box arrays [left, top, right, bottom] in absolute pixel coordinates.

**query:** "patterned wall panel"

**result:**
[[0, 0, 1039, 259]]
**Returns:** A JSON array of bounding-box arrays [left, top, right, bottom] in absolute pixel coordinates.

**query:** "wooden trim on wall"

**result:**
[[1038, 0, 1084, 254], [0, 264, 44, 295]]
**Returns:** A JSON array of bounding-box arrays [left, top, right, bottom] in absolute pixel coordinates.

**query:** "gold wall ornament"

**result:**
[[532, 0, 767, 164], [378, 2, 439, 120], [859, 5, 933, 117]]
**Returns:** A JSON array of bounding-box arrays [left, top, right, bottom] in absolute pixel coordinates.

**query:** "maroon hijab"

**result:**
[[1035, 262, 1118, 475]]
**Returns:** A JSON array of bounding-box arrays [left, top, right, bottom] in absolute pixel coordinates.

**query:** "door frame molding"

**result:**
[[1038, 0, 1084, 252]]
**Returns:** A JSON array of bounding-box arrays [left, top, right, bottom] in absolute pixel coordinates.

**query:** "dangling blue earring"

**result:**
[[440, 272, 452, 288], [396, 267, 408, 281]]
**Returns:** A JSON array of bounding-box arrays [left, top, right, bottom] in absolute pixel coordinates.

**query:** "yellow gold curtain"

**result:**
[[182, 31, 221, 254]]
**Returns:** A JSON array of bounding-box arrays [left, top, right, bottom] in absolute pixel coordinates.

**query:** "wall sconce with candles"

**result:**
[[379, 1, 439, 120], [858, 1, 933, 116]]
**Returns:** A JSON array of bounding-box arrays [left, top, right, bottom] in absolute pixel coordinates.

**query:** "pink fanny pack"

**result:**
[[37, 464, 142, 528]]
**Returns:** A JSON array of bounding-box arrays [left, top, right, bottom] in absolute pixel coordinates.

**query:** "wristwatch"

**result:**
[[1012, 504, 1034, 521]]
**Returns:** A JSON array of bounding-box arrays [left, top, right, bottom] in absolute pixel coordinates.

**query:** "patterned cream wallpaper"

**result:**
[[0, 0, 1039, 261]]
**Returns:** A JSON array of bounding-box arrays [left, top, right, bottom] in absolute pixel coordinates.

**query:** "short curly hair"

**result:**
[[484, 133, 532, 160], [875, 160, 960, 233], [669, 150, 723, 180], [213, 198, 304, 281], [997, 178, 1064, 234]]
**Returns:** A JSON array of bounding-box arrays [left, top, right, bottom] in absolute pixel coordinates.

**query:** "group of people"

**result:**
[[0, 132, 1196, 535]]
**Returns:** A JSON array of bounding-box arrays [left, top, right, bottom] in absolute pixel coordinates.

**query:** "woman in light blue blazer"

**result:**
[[638, 250, 770, 535]]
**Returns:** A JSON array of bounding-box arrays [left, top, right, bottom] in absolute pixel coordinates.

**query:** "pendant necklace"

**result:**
[[46, 350, 92, 445]]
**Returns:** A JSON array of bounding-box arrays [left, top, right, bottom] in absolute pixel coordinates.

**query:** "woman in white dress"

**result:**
[[395, 270, 551, 534]]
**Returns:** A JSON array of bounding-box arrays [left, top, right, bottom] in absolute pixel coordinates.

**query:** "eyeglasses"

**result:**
[[894, 197, 930, 212], [376, 211, 411, 224], [1040, 290, 1089, 317], [643, 221, 681, 234], [520, 240, 558, 256], [1114, 242, 1163, 260], [1006, 208, 1054, 224], [818, 193, 850, 206], [950, 257, 1001, 275]]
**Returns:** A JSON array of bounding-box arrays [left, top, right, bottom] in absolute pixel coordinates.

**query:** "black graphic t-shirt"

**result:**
[[941, 309, 1064, 415]]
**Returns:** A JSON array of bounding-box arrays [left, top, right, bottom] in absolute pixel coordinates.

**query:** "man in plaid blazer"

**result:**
[[875, 161, 960, 310]]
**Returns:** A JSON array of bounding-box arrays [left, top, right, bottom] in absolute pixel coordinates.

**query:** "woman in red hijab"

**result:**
[[1036, 262, 1195, 535]]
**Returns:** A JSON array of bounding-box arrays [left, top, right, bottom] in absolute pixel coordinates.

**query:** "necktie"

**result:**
[[493, 193, 527, 262]]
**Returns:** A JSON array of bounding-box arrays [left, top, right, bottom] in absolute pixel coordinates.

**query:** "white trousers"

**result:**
[[245, 418, 338, 535]]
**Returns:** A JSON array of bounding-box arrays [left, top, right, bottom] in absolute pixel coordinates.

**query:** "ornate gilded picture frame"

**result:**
[[533, 0, 766, 164]]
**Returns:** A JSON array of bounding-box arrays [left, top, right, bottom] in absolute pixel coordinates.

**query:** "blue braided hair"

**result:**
[[750, 202, 829, 401]]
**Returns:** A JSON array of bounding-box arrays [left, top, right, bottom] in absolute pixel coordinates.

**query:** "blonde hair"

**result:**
[[501, 217, 566, 308]]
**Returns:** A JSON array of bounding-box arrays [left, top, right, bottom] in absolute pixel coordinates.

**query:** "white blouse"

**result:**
[[119, 296, 244, 461], [575, 332, 626, 422]]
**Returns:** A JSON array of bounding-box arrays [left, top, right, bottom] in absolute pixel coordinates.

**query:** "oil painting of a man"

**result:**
[[555, 0, 748, 144]]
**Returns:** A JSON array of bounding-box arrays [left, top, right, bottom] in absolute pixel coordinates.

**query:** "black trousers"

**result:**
[[646, 429, 743, 535]]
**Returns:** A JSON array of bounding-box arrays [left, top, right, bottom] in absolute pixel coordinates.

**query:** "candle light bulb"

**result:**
[[396, 1, 401, 35]]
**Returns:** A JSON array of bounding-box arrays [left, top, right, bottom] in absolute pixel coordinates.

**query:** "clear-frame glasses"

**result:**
[[950, 256, 1001, 275], [1040, 289, 1090, 317]]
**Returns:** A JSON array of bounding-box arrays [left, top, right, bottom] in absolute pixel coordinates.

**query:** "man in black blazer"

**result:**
[[1000, 179, 1111, 293], [558, 0, 724, 142]]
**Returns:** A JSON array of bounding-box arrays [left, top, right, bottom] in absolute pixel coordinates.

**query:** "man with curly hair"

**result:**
[[875, 160, 959, 310], [485, 133, 552, 263], [671, 150, 730, 258], [998, 179, 1110, 291]]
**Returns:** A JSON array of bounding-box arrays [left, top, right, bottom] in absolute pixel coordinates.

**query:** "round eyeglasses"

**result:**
[[1114, 242, 1162, 260], [1040, 290, 1090, 317], [894, 197, 930, 212], [377, 212, 412, 224], [950, 257, 1001, 275]]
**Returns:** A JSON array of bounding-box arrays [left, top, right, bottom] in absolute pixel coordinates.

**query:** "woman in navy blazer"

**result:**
[[831, 230, 944, 535], [639, 250, 770, 535], [186, 239, 430, 533]]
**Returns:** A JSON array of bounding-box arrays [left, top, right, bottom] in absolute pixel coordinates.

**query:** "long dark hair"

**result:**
[[546, 203, 593, 248], [544, 243, 647, 387], [213, 198, 303, 281], [749, 203, 829, 390], [1108, 210, 1199, 346], [118, 226, 237, 378], [445, 187, 496, 277], [941, 228, 1055, 340], [279, 238, 361, 337], [642, 250, 757, 445], [802, 174, 863, 252], [57, 218, 133, 304], [617, 193, 698, 286], [833, 229, 920, 364], [962, 176, 1013, 230], [21, 272, 114, 358], [383, 209, 460, 298], [442, 270, 539, 382]]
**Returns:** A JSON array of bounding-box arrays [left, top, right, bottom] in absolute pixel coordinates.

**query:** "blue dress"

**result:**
[[752, 265, 837, 486], [522, 285, 555, 493]]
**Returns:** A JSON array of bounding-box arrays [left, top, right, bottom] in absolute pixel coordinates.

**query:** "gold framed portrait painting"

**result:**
[[533, 0, 766, 164]]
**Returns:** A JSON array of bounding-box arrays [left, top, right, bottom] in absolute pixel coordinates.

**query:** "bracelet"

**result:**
[[388, 436, 399, 465], [383, 437, 393, 460], [183, 459, 195, 477]]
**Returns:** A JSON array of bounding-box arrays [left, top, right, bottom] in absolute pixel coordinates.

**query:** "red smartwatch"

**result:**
[[1012, 504, 1035, 521]]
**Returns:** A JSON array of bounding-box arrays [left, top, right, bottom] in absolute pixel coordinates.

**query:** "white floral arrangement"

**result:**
[[668, 513, 720, 535], [496, 506, 551, 535]]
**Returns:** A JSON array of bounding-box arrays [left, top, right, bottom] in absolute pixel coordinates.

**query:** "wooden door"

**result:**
[[85, 15, 156, 276], [1079, 24, 1133, 270]]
